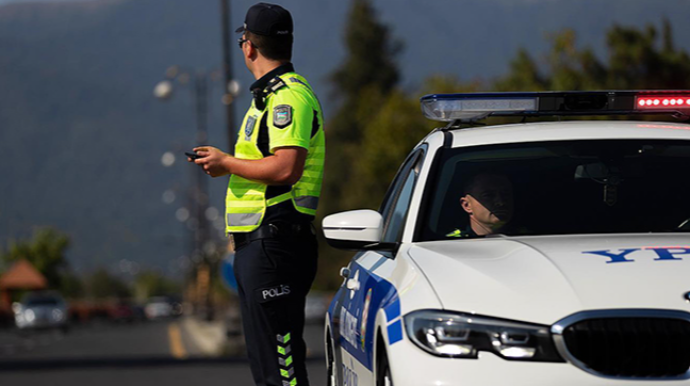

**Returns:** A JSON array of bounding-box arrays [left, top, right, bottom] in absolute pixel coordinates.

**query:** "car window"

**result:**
[[381, 151, 424, 243], [416, 139, 690, 241], [378, 164, 410, 222]]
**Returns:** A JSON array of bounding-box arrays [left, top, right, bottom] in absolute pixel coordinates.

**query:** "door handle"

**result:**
[[346, 278, 360, 291]]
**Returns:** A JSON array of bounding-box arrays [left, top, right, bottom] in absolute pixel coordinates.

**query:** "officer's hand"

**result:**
[[193, 146, 231, 177]]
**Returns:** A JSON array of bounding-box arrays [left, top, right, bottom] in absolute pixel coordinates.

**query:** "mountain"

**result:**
[[1, 0, 688, 277]]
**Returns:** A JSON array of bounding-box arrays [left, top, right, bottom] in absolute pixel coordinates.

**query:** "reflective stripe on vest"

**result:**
[[227, 212, 263, 227], [226, 192, 293, 227]]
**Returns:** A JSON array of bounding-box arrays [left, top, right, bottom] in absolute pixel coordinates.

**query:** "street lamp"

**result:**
[[154, 66, 212, 257], [154, 66, 222, 320]]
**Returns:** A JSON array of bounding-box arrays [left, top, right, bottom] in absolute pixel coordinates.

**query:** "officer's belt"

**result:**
[[232, 222, 314, 249]]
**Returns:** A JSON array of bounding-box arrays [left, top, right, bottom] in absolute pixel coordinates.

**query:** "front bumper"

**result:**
[[15, 313, 67, 329], [388, 338, 690, 386]]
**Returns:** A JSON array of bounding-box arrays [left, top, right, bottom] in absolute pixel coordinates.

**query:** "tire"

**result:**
[[326, 330, 337, 386], [377, 346, 393, 386]]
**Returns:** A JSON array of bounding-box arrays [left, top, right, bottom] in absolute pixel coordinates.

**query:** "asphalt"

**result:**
[[0, 317, 327, 385]]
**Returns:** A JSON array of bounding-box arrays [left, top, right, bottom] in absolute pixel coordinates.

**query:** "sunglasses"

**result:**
[[237, 37, 258, 49]]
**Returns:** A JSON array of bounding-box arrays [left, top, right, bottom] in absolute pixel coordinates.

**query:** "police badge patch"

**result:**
[[273, 104, 292, 129], [244, 115, 257, 141]]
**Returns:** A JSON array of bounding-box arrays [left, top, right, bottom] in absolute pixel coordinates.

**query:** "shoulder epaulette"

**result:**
[[265, 77, 287, 95]]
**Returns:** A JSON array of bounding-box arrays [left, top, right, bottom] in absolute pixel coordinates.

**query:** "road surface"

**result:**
[[0, 318, 327, 386]]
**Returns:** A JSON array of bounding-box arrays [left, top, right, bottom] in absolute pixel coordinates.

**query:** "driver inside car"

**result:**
[[446, 173, 514, 238]]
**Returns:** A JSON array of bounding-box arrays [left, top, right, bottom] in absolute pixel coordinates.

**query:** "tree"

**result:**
[[605, 20, 690, 89], [321, 0, 402, 217], [60, 272, 85, 299], [133, 271, 180, 301], [344, 75, 479, 210], [85, 269, 131, 300], [1, 227, 70, 288], [314, 0, 404, 290], [494, 49, 548, 91], [495, 20, 690, 93]]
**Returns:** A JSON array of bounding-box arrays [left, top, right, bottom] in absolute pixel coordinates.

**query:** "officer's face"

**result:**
[[462, 174, 514, 230]]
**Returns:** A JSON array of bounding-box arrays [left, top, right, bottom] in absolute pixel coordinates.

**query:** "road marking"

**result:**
[[168, 323, 187, 359]]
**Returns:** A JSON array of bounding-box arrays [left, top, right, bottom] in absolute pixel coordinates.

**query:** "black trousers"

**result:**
[[233, 233, 318, 386]]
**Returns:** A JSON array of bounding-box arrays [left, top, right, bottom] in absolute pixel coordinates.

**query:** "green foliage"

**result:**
[[60, 272, 85, 300], [133, 271, 180, 301], [495, 20, 690, 92], [330, 0, 401, 105], [322, 0, 402, 219], [605, 20, 690, 89], [1, 227, 70, 288], [494, 48, 548, 91], [315, 0, 403, 291], [342, 75, 480, 212], [85, 269, 131, 300]]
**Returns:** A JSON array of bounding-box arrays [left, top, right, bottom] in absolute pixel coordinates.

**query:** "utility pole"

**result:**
[[154, 68, 214, 320], [220, 0, 236, 155]]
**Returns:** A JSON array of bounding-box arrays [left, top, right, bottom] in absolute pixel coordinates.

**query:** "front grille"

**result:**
[[563, 317, 690, 378]]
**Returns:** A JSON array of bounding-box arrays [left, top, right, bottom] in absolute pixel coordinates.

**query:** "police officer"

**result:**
[[447, 173, 513, 238], [190, 3, 324, 386]]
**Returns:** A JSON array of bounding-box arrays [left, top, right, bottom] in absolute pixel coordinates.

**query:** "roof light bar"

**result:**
[[421, 91, 690, 123], [421, 96, 537, 122]]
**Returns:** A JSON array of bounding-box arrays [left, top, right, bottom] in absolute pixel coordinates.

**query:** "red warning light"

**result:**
[[636, 95, 690, 110]]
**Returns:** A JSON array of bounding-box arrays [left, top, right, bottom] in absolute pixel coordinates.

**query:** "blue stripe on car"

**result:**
[[329, 260, 400, 371], [387, 320, 403, 344], [384, 299, 401, 321]]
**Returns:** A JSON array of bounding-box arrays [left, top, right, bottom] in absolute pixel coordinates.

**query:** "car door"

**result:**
[[332, 147, 426, 386]]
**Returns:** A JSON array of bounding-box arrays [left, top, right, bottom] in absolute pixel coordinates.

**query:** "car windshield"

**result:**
[[25, 297, 60, 306], [417, 139, 690, 241]]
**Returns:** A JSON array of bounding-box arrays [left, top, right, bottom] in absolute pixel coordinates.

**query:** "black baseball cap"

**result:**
[[235, 3, 293, 36]]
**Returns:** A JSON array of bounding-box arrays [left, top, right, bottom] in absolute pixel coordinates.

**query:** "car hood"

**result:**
[[408, 234, 690, 325]]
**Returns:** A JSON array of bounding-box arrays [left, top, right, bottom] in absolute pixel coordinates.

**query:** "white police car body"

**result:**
[[323, 91, 690, 385]]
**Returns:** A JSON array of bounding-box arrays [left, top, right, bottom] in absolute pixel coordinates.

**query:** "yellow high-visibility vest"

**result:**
[[225, 71, 325, 233]]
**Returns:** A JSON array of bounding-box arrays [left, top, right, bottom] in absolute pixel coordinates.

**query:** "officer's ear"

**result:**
[[241, 36, 258, 61], [460, 195, 473, 215], [247, 42, 259, 61]]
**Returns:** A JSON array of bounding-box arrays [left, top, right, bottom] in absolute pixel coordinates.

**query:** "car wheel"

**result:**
[[326, 329, 337, 386], [377, 346, 393, 386]]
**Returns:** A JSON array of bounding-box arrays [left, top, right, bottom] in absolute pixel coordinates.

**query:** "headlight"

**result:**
[[52, 309, 64, 321], [24, 309, 36, 323], [404, 310, 563, 362]]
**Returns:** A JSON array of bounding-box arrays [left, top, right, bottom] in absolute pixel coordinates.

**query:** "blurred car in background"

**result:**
[[13, 291, 68, 331], [144, 296, 182, 320], [109, 300, 146, 323]]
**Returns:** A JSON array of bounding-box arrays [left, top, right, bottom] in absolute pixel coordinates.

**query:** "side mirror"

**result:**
[[322, 210, 397, 251]]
